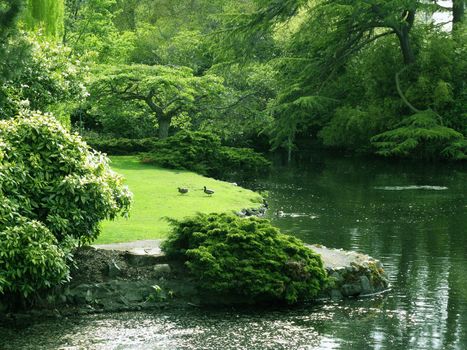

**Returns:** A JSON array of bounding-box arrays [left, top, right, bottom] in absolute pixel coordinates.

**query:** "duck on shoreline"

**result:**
[[203, 186, 214, 196], [178, 187, 189, 194]]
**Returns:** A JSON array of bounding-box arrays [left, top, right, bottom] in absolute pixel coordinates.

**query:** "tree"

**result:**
[[453, 0, 465, 31], [23, 0, 65, 39], [63, 0, 135, 62], [0, 33, 86, 120], [223, 0, 466, 159], [0, 0, 23, 37], [89, 64, 225, 138]]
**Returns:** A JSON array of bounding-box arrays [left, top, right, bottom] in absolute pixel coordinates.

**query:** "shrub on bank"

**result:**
[[141, 131, 271, 178], [85, 137, 158, 155], [162, 213, 328, 304], [0, 219, 69, 298], [0, 112, 132, 299], [371, 110, 467, 160]]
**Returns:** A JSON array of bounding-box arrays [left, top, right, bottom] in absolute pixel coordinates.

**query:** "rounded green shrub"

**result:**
[[162, 213, 328, 305], [0, 111, 132, 300], [0, 219, 68, 298], [85, 137, 158, 155], [141, 130, 271, 178], [0, 111, 132, 243]]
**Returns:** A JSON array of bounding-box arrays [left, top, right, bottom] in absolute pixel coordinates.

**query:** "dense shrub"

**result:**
[[0, 219, 69, 298], [162, 213, 328, 304], [141, 131, 271, 178], [319, 106, 389, 152], [371, 110, 467, 160], [0, 112, 132, 299], [85, 137, 158, 155]]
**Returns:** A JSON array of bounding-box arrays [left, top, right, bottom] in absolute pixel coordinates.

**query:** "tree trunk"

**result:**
[[453, 0, 465, 32], [158, 117, 171, 139], [396, 29, 415, 65]]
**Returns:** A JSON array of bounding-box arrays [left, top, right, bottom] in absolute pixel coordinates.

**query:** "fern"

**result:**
[[371, 110, 466, 160]]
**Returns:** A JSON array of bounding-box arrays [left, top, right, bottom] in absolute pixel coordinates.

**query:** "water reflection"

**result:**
[[259, 155, 467, 349], [1, 155, 466, 349]]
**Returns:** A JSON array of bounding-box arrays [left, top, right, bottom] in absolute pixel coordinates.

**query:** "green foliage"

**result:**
[[371, 110, 467, 160], [64, 0, 135, 63], [88, 64, 225, 138], [162, 213, 328, 304], [0, 111, 132, 243], [0, 112, 132, 299], [319, 106, 387, 151], [141, 131, 271, 178], [85, 137, 158, 155], [0, 0, 22, 37], [230, 0, 466, 159], [0, 219, 69, 298], [206, 62, 277, 146], [0, 32, 85, 120], [23, 0, 64, 39]]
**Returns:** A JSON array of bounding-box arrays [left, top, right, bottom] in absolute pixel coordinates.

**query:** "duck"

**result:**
[[203, 186, 214, 195], [276, 210, 285, 217], [178, 187, 189, 194]]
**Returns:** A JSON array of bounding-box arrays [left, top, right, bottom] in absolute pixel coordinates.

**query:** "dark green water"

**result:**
[[2, 156, 467, 350]]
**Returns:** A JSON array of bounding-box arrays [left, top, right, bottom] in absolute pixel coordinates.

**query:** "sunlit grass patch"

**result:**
[[96, 156, 262, 244]]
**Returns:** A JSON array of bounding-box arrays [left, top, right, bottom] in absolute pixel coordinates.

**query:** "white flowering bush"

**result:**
[[0, 32, 87, 120]]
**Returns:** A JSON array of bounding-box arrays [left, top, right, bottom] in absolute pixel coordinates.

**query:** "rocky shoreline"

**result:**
[[0, 240, 389, 323]]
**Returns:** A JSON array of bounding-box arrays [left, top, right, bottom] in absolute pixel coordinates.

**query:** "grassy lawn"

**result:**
[[96, 156, 262, 244]]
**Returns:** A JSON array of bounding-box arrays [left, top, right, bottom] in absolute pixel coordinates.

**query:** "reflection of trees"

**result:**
[[259, 153, 467, 348]]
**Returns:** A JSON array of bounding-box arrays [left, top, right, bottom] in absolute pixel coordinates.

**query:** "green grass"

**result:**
[[96, 156, 262, 244]]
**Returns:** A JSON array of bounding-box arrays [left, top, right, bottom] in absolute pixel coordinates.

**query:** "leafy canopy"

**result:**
[[88, 64, 225, 138]]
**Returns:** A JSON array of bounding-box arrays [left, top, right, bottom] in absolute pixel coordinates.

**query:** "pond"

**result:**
[[2, 154, 467, 349]]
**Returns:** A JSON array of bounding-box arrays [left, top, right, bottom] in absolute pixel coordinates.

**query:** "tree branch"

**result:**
[[395, 66, 420, 113]]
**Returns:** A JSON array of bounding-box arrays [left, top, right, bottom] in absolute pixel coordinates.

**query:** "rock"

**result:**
[[359, 275, 372, 294], [124, 252, 166, 267], [153, 264, 171, 277], [85, 289, 93, 303], [330, 289, 343, 299], [330, 271, 344, 284], [107, 260, 121, 278], [341, 283, 362, 297]]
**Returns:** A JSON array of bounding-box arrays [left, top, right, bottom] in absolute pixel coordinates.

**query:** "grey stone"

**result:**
[[341, 283, 362, 297], [330, 271, 344, 284], [125, 253, 166, 267], [330, 289, 343, 299], [359, 275, 372, 294], [107, 260, 122, 278], [85, 289, 93, 303], [154, 264, 171, 276]]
